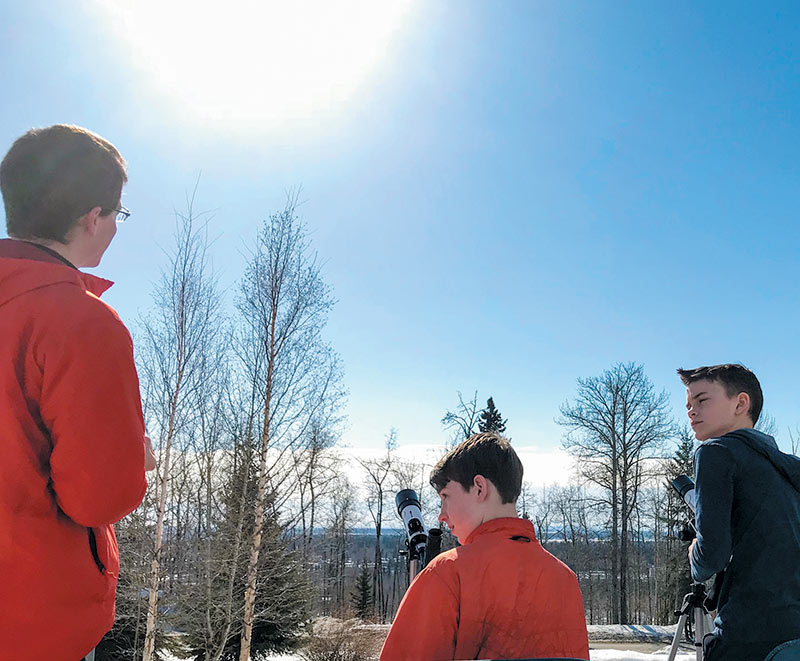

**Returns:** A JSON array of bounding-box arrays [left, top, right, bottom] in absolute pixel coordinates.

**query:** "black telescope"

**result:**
[[396, 489, 428, 562], [670, 474, 698, 542], [395, 489, 443, 580], [669, 474, 724, 624], [671, 474, 697, 513]]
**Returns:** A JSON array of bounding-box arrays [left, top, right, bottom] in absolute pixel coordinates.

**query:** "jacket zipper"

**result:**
[[87, 528, 106, 574]]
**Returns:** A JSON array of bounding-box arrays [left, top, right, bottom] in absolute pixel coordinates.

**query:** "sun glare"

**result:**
[[89, 0, 416, 131]]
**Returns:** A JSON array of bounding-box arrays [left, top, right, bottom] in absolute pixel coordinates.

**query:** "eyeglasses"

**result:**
[[115, 206, 131, 223]]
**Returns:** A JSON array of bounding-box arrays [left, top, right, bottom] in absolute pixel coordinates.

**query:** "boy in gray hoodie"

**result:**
[[680, 364, 800, 661]]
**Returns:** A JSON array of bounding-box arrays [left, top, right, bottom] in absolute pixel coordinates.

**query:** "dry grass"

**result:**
[[298, 617, 386, 661]]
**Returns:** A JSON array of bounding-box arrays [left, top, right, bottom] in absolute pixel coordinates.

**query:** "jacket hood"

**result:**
[[725, 428, 800, 493], [0, 239, 112, 308]]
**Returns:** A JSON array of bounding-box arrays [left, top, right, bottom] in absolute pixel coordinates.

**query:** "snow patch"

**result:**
[[591, 651, 694, 661]]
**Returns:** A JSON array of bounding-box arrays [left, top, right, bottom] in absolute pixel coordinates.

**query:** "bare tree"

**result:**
[[441, 391, 480, 447], [324, 474, 357, 614], [236, 193, 344, 661], [530, 484, 554, 546], [293, 422, 340, 565], [172, 362, 246, 661], [518, 482, 534, 521], [550, 485, 593, 612], [552, 485, 584, 547], [756, 410, 779, 438], [559, 362, 673, 624], [359, 429, 397, 621], [139, 190, 222, 661], [788, 427, 800, 455]]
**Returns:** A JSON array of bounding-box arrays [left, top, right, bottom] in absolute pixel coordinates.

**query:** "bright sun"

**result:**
[[89, 0, 417, 130]]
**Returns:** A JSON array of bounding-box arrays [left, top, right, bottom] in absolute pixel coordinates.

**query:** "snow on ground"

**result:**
[[590, 651, 694, 660]]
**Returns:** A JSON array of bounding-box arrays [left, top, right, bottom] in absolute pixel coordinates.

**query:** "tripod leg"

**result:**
[[694, 606, 709, 661], [668, 613, 689, 661]]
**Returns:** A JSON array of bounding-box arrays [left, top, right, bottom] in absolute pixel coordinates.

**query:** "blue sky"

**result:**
[[2, 1, 799, 455]]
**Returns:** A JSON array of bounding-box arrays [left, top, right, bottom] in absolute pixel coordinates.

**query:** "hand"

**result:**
[[688, 538, 697, 563], [144, 434, 157, 472]]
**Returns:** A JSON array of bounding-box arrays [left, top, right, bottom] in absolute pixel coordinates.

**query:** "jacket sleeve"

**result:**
[[380, 562, 459, 661], [691, 442, 735, 582], [39, 307, 147, 527]]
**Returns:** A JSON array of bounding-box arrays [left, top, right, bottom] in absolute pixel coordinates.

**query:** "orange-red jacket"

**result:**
[[0, 239, 148, 660], [380, 517, 589, 660]]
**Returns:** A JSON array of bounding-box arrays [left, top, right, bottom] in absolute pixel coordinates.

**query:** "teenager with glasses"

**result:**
[[0, 124, 156, 660]]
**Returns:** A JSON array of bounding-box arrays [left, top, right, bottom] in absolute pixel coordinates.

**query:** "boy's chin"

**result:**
[[694, 424, 738, 441], [454, 527, 477, 544]]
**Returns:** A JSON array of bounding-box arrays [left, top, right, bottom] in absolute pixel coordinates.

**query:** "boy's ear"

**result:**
[[735, 392, 751, 418], [472, 475, 490, 503], [76, 206, 104, 237]]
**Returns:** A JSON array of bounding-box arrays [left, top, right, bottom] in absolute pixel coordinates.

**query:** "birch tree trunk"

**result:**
[[237, 194, 343, 661], [140, 190, 221, 661]]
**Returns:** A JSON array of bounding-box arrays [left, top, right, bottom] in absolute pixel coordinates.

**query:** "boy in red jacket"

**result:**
[[381, 432, 589, 660], [0, 125, 155, 660]]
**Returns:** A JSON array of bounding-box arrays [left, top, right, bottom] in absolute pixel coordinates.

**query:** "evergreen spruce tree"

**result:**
[[95, 508, 175, 661], [478, 397, 507, 434], [660, 426, 696, 621], [179, 449, 311, 661], [350, 562, 373, 620], [670, 430, 695, 477]]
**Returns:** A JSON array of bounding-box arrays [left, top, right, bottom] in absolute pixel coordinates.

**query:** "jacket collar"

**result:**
[[20, 241, 78, 270], [463, 517, 538, 546], [0, 238, 114, 298]]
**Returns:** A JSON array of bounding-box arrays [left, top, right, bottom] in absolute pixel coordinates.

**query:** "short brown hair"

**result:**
[[430, 432, 523, 504], [0, 124, 127, 242], [677, 363, 763, 425]]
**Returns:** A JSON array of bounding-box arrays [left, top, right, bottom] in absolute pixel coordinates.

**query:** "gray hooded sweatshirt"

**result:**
[[692, 428, 800, 643]]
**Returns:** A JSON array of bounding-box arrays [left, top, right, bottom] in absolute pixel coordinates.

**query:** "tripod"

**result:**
[[667, 582, 715, 661]]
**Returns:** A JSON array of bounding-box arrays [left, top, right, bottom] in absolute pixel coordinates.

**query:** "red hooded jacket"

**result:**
[[0, 239, 147, 660], [380, 517, 589, 660]]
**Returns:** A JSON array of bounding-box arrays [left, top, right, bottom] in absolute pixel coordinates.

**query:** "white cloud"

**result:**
[[336, 442, 576, 490]]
